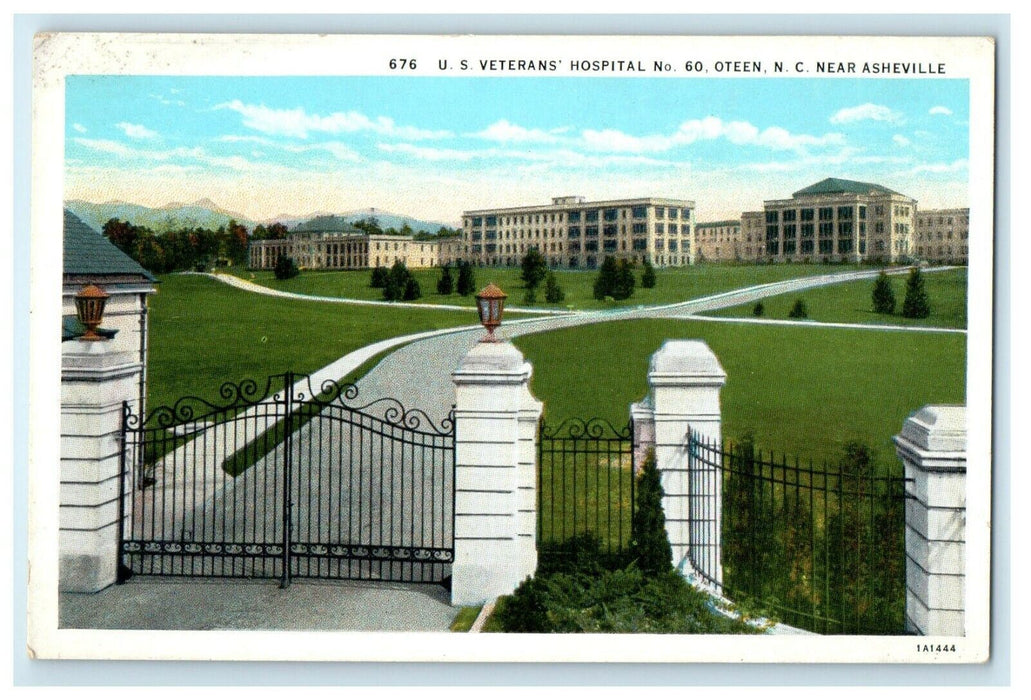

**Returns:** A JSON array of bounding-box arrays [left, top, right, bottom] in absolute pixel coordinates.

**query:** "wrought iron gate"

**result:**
[[118, 372, 455, 586]]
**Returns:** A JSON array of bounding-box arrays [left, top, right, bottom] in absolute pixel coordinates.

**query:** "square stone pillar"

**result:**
[[60, 341, 143, 592], [646, 340, 726, 578], [894, 405, 967, 636], [451, 341, 542, 606]]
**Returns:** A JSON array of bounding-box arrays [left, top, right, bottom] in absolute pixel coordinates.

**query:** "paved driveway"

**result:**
[[60, 577, 457, 631]]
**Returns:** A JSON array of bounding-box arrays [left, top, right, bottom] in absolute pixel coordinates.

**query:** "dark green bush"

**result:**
[[871, 270, 896, 314], [436, 265, 454, 295], [631, 448, 673, 576], [544, 272, 565, 304], [902, 266, 931, 318], [788, 298, 808, 319], [273, 256, 299, 280], [370, 265, 389, 288], [456, 260, 476, 296], [752, 301, 764, 317], [641, 260, 657, 289]]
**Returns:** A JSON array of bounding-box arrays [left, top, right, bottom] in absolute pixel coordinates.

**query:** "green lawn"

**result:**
[[146, 274, 477, 411], [707, 267, 967, 329], [227, 263, 895, 311], [514, 319, 966, 470]]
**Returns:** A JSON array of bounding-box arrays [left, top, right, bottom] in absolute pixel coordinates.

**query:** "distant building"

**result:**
[[914, 208, 969, 264], [695, 220, 742, 262], [461, 195, 696, 269], [248, 222, 463, 270], [761, 178, 917, 263]]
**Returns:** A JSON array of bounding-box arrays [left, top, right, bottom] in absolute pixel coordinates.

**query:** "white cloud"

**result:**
[[893, 134, 911, 147], [929, 106, 953, 116], [217, 100, 451, 140], [907, 158, 968, 174], [377, 143, 478, 161], [829, 103, 903, 125], [73, 138, 133, 157], [581, 117, 842, 154], [116, 122, 158, 139], [471, 119, 563, 144], [72, 123, 87, 133]]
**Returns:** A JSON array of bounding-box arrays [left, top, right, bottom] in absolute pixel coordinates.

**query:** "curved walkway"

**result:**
[[204, 272, 571, 315]]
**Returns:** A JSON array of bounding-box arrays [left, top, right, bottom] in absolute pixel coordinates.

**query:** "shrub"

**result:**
[[788, 299, 808, 319], [273, 256, 299, 280], [901, 266, 931, 319], [436, 265, 454, 295], [640, 260, 657, 289], [613, 259, 636, 300], [456, 260, 476, 296], [752, 301, 764, 317], [871, 270, 896, 314], [544, 272, 565, 304], [383, 260, 416, 301], [370, 265, 389, 288], [631, 448, 673, 576]]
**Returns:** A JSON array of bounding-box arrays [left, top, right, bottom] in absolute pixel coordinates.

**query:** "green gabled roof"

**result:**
[[792, 178, 901, 198], [63, 210, 156, 281]]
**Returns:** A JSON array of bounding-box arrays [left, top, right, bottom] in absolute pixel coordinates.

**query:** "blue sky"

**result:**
[[65, 75, 969, 224]]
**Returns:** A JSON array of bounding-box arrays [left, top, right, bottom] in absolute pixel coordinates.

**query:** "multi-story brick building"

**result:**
[[695, 220, 742, 262], [761, 178, 917, 263], [461, 195, 696, 269], [914, 208, 969, 264]]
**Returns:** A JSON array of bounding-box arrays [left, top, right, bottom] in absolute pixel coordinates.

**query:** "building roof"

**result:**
[[696, 220, 741, 228], [63, 210, 156, 282], [792, 177, 901, 198]]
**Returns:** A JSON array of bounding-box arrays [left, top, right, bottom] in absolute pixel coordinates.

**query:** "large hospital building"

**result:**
[[461, 196, 696, 269]]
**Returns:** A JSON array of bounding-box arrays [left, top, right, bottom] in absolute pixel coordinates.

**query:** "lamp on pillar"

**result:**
[[475, 283, 507, 342], [74, 284, 111, 341]]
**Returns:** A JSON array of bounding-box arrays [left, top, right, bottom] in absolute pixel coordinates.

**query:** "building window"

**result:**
[[568, 226, 581, 238], [655, 239, 665, 251], [669, 240, 678, 252], [837, 206, 853, 220], [655, 223, 665, 234], [859, 206, 867, 219], [766, 210, 779, 224], [604, 239, 618, 252], [819, 207, 833, 221], [819, 239, 833, 254], [766, 225, 778, 240], [585, 225, 598, 238], [568, 241, 581, 253], [585, 241, 599, 252], [783, 239, 797, 254], [838, 239, 853, 254], [485, 230, 497, 240], [655, 207, 666, 219], [800, 223, 814, 238], [568, 211, 581, 223], [603, 224, 617, 236], [471, 232, 482, 241], [472, 217, 482, 227], [668, 208, 679, 220], [766, 240, 779, 255], [632, 206, 646, 219], [784, 224, 797, 239], [632, 238, 648, 251], [486, 215, 497, 226], [682, 208, 692, 219], [801, 208, 814, 221], [801, 239, 814, 254], [632, 222, 646, 234], [586, 210, 599, 222], [603, 209, 618, 221], [783, 209, 797, 223]]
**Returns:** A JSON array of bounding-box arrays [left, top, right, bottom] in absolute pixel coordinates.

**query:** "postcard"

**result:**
[[28, 32, 994, 664]]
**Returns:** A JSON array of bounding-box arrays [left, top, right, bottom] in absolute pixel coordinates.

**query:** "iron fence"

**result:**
[[687, 430, 910, 635]]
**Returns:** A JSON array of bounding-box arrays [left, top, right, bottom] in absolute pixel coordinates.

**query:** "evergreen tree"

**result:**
[[871, 270, 896, 314], [612, 259, 636, 300], [544, 272, 565, 304], [641, 260, 657, 289], [593, 256, 619, 300], [752, 301, 764, 317], [520, 248, 549, 290], [402, 276, 421, 301], [901, 266, 931, 318], [456, 260, 476, 296], [631, 448, 673, 576], [788, 299, 808, 319], [370, 266, 389, 288], [523, 285, 537, 305], [436, 264, 454, 295], [383, 260, 412, 301]]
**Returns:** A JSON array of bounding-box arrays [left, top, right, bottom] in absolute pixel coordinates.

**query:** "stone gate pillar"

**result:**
[[451, 341, 542, 606], [60, 340, 143, 592], [633, 340, 726, 579], [894, 405, 967, 636]]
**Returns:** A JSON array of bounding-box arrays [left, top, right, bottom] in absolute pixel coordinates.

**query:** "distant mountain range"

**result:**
[[64, 199, 457, 236]]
